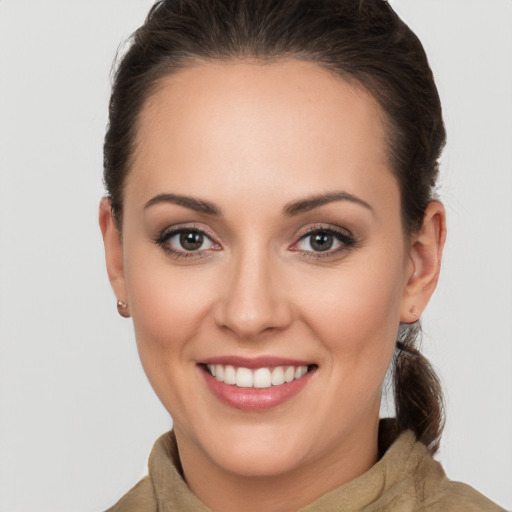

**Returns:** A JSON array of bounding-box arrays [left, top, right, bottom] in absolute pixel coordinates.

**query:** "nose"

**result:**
[[214, 249, 293, 340]]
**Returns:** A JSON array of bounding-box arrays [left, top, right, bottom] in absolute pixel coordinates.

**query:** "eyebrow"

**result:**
[[144, 193, 222, 215], [144, 191, 372, 217], [283, 191, 373, 216]]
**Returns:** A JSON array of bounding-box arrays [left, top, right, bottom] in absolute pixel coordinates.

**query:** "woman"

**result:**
[[99, 0, 503, 510]]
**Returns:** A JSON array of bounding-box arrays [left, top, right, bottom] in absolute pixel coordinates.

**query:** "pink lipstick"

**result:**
[[199, 356, 317, 411]]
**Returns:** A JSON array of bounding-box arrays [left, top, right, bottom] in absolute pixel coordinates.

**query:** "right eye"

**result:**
[[155, 227, 220, 258]]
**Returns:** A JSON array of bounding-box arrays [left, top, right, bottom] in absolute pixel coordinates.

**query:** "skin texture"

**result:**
[[100, 60, 446, 512]]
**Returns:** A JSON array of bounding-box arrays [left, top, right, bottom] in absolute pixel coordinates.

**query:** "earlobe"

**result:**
[[99, 198, 129, 313], [400, 201, 446, 324]]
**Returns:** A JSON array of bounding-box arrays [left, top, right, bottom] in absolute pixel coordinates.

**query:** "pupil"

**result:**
[[180, 231, 203, 250], [311, 233, 333, 251]]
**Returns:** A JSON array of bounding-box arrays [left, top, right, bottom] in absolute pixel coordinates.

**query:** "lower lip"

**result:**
[[201, 367, 315, 411]]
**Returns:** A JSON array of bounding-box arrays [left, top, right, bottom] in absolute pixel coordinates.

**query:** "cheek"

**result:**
[[123, 244, 217, 367], [123, 250, 221, 420], [297, 249, 406, 372]]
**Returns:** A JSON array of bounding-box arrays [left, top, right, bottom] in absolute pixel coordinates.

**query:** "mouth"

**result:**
[[198, 358, 317, 410]]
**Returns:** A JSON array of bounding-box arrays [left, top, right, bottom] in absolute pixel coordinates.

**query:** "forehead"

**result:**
[[127, 59, 398, 214]]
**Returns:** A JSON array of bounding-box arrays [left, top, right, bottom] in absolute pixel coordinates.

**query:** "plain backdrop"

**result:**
[[0, 1, 511, 511]]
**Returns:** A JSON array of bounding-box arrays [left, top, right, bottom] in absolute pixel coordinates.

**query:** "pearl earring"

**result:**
[[117, 299, 130, 318]]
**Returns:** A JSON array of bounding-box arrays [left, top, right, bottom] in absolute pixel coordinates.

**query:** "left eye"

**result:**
[[293, 229, 354, 253]]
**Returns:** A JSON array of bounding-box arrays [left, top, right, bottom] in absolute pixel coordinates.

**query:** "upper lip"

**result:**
[[200, 355, 315, 369]]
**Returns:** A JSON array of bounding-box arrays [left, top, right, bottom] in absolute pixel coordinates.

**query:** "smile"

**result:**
[[200, 358, 317, 410], [206, 364, 309, 388]]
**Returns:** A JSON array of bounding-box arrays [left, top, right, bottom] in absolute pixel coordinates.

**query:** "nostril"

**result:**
[[214, 301, 293, 339]]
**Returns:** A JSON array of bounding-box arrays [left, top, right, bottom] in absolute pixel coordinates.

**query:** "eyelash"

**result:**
[[154, 224, 357, 260]]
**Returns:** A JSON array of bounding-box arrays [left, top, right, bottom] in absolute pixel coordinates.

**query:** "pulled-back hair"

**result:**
[[104, 0, 446, 453]]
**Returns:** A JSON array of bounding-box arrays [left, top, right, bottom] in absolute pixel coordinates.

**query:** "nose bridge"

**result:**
[[215, 241, 292, 338]]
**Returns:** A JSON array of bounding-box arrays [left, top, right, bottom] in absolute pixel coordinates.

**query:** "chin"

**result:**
[[215, 445, 305, 478], [196, 421, 315, 478]]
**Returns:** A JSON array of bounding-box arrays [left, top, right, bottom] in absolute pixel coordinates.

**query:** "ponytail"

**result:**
[[393, 323, 445, 454]]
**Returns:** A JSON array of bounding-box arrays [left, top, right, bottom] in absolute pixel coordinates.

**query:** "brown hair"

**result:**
[[104, 0, 446, 453]]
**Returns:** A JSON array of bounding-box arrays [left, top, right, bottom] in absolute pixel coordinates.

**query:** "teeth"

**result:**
[[236, 367, 253, 387], [284, 366, 295, 383], [253, 368, 272, 388], [207, 364, 309, 388], [271, 367, 285, 385], [296, 366, 307, 378], [224, 365, 236, 385]]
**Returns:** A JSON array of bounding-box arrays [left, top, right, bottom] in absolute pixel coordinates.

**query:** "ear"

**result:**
[[99, 198, 128, 311], [400, 201, 446, 323]]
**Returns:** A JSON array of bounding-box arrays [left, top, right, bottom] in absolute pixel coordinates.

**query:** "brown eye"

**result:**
[[180, 230, 204, 251], [310, 232, 334, 252], [156, 227, 219, 257], [292, 227, 356, 256]]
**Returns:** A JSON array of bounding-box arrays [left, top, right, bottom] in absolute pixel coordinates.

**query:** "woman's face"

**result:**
[[108, 60, 418, 481]]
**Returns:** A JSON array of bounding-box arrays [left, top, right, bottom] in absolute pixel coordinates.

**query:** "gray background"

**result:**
[[0, 1, 510, 510]]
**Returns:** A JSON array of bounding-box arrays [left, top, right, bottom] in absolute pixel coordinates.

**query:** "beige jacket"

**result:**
[[106, 429, 504, 512]]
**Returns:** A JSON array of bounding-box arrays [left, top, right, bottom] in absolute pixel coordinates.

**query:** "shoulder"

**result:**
[[402, 439, 505, 512], [417, 461, 505, 512], [421, 480, 506, 512], [104, 476, 157, 512], [369, 427, 506, 512]]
